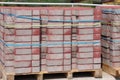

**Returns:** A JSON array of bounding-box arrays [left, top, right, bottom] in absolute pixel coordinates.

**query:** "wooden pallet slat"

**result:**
[[38, 71, 72, 80], [103, 64, 120, 77], [93, 69, 102, 78], [37, 74, 43, 80], [7, 75, 14, 80], [0, 68, 102, 80]]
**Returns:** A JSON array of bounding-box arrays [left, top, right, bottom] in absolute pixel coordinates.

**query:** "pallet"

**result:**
[[3, 71, 72, 80], [37, 69, 102, 80], [102, 64, 120, 77], [0, 67, 102, 80]]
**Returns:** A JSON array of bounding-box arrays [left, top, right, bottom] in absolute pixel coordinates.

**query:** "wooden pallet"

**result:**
[[0, 66, 102, 80], [2, 71, 72, 80], [37, 69, 102, 80], [102, 64, 120, 77]]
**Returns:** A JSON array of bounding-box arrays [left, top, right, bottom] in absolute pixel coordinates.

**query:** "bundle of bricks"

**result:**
[[40, 8, 72, 72], [72, 8, 101, 70], [14, 8, 41, 73], [102, 6, 120, 68], [0, 7, 41, 74], [0, 7, 101, 75]]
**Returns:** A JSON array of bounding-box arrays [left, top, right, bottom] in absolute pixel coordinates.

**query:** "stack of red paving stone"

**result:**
[[101, 6, 120, 68], [40, 8, 72, 72], [0, 7, 101, 75], [71, 7, 101, 70], [15, 8, 41, 73], [0, 7, 41, 74]]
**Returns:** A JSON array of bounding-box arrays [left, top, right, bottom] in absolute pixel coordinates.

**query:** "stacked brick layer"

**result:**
[[102, 6, 120, 68], [0, 7, 101, 74]]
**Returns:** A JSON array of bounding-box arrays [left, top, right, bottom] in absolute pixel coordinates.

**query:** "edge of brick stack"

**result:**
[[103, 64, 120, 77], [101, 6, 120, 77]]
